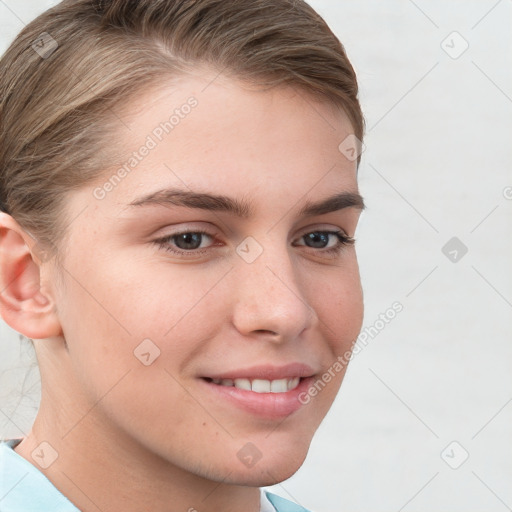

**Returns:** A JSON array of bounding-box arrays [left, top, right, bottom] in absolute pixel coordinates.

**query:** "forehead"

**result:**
[[83, 71, 359, 218]]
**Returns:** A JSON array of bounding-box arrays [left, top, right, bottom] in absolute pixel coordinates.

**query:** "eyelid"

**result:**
[[152, 225, 221, 256], [152, 224, 355, 262], [293, 223, 350, 239], [154, 222, 349, 243]]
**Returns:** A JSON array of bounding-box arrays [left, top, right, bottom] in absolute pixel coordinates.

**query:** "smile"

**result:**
[[199, 363, 318, 418], [205, 377, 301, 393]]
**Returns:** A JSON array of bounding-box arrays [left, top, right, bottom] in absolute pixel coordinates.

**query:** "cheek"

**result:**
[[57, 254, 230, 374], [308, 258, 364, 349], [55, 271, 136, 400], [337, 274, 364, 346]]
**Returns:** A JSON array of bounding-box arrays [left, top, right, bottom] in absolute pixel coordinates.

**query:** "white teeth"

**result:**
[[210, 377, 301, 393], [252, 379, 271, 393], [287, 377, 300, 390], [270, 379, 288, 393], [233, 378, 252, 391]]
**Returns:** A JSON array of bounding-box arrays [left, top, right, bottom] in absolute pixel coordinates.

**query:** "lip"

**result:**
[[203, 363, 315, 381], [199, 363, 317, 419]]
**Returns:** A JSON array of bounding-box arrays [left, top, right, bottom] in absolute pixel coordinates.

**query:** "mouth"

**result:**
[[198, 364, 316, 418], [202, 376, 301, 393]]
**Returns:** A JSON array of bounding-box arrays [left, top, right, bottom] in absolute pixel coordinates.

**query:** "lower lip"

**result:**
[[199, 377, 315, 419]]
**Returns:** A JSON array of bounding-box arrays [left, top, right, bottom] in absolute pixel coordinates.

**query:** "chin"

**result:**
[[211, 439, 311, 487], [220, 458, 307, 487], [247, 457, 306, 486]]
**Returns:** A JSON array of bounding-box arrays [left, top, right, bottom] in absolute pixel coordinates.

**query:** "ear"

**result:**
[[0, 212, 62, 340]]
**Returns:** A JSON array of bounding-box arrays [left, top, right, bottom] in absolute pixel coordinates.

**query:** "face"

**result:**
[[46, 70, 364, 485]]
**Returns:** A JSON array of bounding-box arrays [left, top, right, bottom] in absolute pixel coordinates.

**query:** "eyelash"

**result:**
[[153, 228, 355, 259]]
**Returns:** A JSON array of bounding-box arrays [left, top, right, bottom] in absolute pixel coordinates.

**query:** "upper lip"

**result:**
[[203, 363, 316, 381]]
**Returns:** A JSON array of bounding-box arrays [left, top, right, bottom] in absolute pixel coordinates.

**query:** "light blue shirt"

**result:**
[[0, 439, 310, 512]]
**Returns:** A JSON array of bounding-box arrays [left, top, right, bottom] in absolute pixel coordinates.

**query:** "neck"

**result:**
[[14, 358, 261, 512], [15, 414, 261, 512]]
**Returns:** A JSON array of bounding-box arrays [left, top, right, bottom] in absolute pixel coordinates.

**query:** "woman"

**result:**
[[0, 1, 365, 510]]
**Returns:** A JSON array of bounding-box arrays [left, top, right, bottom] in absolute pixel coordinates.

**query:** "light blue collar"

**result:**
[[264, 490, 311, 512], [0, 438, 79, 511]]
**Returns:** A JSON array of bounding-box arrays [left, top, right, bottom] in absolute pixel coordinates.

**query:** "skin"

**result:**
[[0, 69, 364, 512]]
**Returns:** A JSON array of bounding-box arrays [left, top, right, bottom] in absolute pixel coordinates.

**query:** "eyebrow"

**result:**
[[128, 188, 365, 217]]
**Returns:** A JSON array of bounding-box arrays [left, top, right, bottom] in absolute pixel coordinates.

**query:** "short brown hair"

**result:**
[[0, 0, 364, 259]]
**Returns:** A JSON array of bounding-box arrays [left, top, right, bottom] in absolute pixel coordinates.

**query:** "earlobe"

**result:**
[[0, 212, 62, 340]]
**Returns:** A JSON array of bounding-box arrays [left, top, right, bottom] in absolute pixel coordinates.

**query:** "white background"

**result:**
[[0, 1, 511, 511]]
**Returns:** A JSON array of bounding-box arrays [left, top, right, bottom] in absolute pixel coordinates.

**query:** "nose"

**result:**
[[230, 242, 317, 343]]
